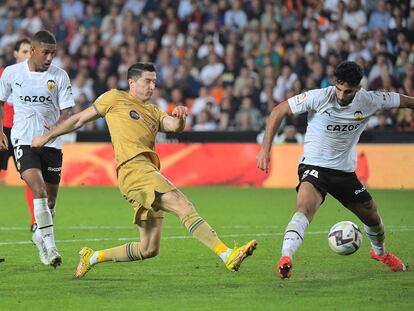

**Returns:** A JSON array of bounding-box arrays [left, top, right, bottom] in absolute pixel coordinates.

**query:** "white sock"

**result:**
[[34, 198, 56, 250], [364, 220, 385, 256], [33, 225, 42, 241], [90, 251, 100, 266], [218, 248, 232, 262], [281, 212, 309, 257]]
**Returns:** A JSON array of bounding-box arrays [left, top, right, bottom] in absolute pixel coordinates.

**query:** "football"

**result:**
[[328, 221, 362, 255]]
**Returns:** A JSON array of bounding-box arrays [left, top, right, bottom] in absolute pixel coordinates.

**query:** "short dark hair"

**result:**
[[32, 30, 56, 44], [14, 38, 30, 51], [127, 62, 156, 80], [333, 61, 363, 86]]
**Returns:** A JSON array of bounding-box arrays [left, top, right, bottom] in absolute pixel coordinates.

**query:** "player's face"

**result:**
[[14, 43, 31, 63], [129, 71, 157, 102], [30, 42, 56, 71], [335, 82, 360, 106]]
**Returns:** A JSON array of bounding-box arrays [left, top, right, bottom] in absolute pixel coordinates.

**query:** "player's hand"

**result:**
[[172, 106, 188, 119], [31, 135, 49, 149], [256, 149, 271, 174], [0, 132, 8, 151], [44, 123, 56, 131]]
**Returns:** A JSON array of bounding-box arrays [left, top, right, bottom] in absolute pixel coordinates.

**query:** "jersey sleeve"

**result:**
[[154, 104, 168, 126], [93, 91, 114, 117], [288, 89, 321, 114], [367, 91, 400, 110], [58, 70, 75, 110], [0, 66, 12, 102]]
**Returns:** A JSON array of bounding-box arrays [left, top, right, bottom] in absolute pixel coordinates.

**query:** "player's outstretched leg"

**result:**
[[278, 256, 293, 279], [74, 242, 144, 278], [225, 240, 257, 272], [364, 221, 406, 272], [75, 247, 95, 278], [370, 249, 406, 272], [277, 212, 309, 279], [160, 190, 258, 271], [180, 210, 257, 271]]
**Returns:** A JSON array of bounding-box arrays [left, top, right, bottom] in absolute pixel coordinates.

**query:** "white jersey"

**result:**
[[0, 60, 75, 149], [288, 86, 400, 172]]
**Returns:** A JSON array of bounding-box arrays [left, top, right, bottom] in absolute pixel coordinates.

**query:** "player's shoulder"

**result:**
[[105, 89, 129, 102], [48, 64, 69, 78], [95, 89, 121, 103], [355, 88, 376, 103], [291, 86, 334, 104], [2, 61, 25, 75], [310, 85, 335, 98]]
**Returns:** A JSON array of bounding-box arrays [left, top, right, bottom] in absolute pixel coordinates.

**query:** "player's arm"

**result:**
[[0, 67, 12, 151], [32, 106, 100, 148], [0, 100, 7, 151], [56, 107, 72, 124], [160, 106, 188, 133], [256, 101, 293, 173], [399, 94, 414, 109]]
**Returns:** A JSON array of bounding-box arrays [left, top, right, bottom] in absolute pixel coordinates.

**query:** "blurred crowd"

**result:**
[[1, 0, 414, 139]]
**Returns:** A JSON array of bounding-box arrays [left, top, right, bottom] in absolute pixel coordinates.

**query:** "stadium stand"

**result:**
[[0, 0, 413, 140]]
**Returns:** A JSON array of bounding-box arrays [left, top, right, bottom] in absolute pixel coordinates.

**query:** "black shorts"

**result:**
[[14, 145, 63, 184], [0, 127, 15, 170], [296, 164, 372, 207]]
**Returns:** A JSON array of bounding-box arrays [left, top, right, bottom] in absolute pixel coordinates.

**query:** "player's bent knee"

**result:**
[[30, 186, 48, 199]]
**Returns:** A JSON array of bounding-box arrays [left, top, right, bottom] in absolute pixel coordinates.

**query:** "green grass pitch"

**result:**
[[0, 185, 413, 310]]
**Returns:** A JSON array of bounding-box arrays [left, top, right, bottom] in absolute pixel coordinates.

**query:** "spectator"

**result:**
[[199, 52, 225, 87], [342, 0, 367, 32], [368, 0, 391, 32], [71, 70, 95, 102], [193, 110, 218, 131], [192, 87, 218, 116], [0, 23, 19, 51], [121, 0, 148, 16], [396, 109, 414, 132], [234, 97, 263, 131], [20, 6, 43, 35], [100, 5, 123, 34], [275, 125, 304, 144], [61, 0, 84, 22], [224, 0, 248, 30], [273, 64, 298, 102]]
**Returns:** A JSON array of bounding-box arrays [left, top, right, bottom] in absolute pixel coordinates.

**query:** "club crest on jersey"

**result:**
[[129, 110, 140, 120], [47, 80, 56, 91], [354, 111, 364, 121], [295, 92, 307, 104]]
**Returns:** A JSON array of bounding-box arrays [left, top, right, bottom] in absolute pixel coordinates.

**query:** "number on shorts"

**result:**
[[302, 169, 319, 179], [14, 146, 23, 160]]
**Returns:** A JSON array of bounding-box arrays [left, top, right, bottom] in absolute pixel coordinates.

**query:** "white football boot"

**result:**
[[31, 230, 49, 265]]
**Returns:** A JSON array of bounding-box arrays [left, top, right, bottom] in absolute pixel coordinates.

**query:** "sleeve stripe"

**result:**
[[92, 103, 104, 117]]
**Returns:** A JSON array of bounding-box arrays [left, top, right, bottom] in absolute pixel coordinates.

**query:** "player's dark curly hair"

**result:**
[[127, 62, 156, 80], [333, 61, 363, 86]]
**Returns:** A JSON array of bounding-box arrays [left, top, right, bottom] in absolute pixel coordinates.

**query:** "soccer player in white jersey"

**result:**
[[0, 30, 75, 268], [257, 61, 414, 279]]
